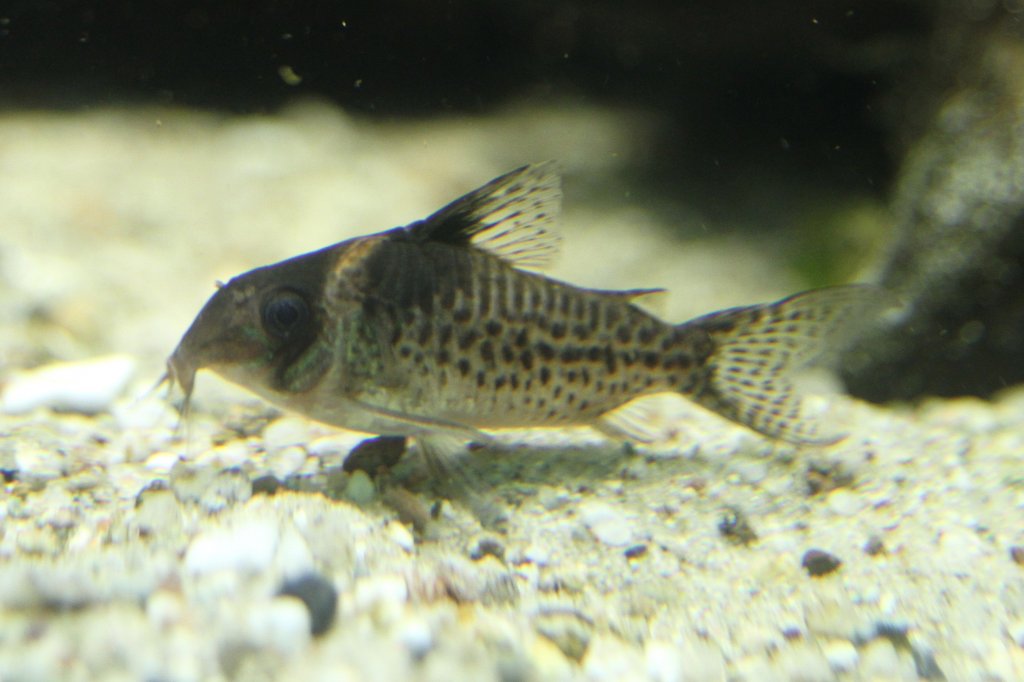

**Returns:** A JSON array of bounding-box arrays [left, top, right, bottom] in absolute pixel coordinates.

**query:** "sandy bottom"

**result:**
[[0, 103, 1022, 681]]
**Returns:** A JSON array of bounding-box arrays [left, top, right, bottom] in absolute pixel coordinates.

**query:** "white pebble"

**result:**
[[13, 445, 63, 480], [307, 432, 368, 457], [268, 445, 308, 479], [579, 503, 634, 547], [822, 639, 859, 673], [581, 634, 644, 681], [1008, 619, 1024, 647], [826, 489, 864, 517], [646, 640, 686, 682], [244, 597, 311, 658], [146, 589, 185, 630], [397, 617, 434, 658], [386, 521, 415, 553], [523, 544, 551, 566], [1, 354, 136, 414], [353, 574, 409, 612], [144, 451, 182, 474], [185, 520, 279, 576], [774, 642, 833, 682], [262, 416, 311, 453], [276, 526, 315, 580], [859, 638, 912, 680]]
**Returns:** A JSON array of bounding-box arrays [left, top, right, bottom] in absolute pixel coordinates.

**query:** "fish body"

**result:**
[[168, 164, 876, 445]]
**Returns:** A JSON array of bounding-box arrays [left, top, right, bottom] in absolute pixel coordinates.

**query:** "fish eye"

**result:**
[[261, 290, 310, 340]]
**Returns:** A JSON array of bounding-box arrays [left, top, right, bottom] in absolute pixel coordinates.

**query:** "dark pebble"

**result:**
[[801, 549, 842, 577], [251, 475, 282, 496], [343, 435, 407, 474], [718, 506, 758, 545], [470, 537, 506, 561], [1010, 545, 1024, 566], [864, 535, 886, 556], [279, 573, 338, 636], [623, 544, 648, 560]]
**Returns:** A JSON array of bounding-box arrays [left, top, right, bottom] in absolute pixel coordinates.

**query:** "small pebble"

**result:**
[[279, 572, 338, 636], [1010, 545, 1024, 566], [719, 506, 758, 545], [864, 535, 886, 556], [822, 639, 859, 673], [825, 488, 863, 517], [386, 520, 415, 553], [802, 549, 842, 577], [775, 642, 833, 681], [579, 503, 634, 547], [397, 617, 434, 659], [251, 474, 283, 495], [0, 354, 136, 414], [470, 537, 505, 562], [268, 444, 307, 479], [581, 634, 644, 681], [623, 544, 647, 560], [1007, 619, 1024, 647], [262, 416, 311, 453], [859, 638, 913, 680], [342, 435, 407, 474], [243, 596, 312, 657], [343, 469, 377, 506], [184, 520, 279, 576]]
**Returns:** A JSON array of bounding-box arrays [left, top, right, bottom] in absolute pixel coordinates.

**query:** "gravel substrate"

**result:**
[[1, 105, 1022, 681]]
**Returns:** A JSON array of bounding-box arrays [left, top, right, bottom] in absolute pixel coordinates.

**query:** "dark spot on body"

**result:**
[[495, 375, 507, 390], [501, 345, 515, 363], [520, 349, 534, 370], [537, 341, 555, 361], [514, 328, 529, 347], [414, 351, 424, 363], [439, 324, 453, 346], [638, 327, 655, 345], [457, 359, 471, 376], [453, 308, 472, 324], [605, 305, 620, 326], [572, 324, 591, 341], [476, 371, 487, 387], [485, 320, 503, 336], [551, 322, 567, 339], [579, 399, 589, 411], [587, 347, 601, 362], [604, 347, 617, 373], [479, 340, 496, 365], [539, 366, 551, 385], [399, 346, 412, 358], [560, 347, 582, 363], [417, 324, 432, 345], [438, 349, 451, 365], [616, 326, 631, 344], [567, 370, 577, 383], [509, 374, 519, 389], [643, 352, 659, 369], [458, 329, 481, 350]]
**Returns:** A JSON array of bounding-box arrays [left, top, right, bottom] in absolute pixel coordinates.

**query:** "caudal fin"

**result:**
[[683, 284, 885, 444]]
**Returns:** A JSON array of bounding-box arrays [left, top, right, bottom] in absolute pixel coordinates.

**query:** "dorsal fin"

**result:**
[[404, 162, 562, 270]]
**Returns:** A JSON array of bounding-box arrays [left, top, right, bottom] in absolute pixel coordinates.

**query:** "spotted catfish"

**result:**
[[166, 163, 878, 454]]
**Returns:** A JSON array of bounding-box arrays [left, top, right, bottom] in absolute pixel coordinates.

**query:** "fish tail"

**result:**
[[680, 284, 884, 444]]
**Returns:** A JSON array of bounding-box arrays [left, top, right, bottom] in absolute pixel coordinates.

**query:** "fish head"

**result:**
[[166, 246, 338, 409]]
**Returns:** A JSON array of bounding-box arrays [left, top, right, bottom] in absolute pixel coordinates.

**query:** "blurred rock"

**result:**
[[1, 354, 135, 414], [843, 35, 1024, 401]]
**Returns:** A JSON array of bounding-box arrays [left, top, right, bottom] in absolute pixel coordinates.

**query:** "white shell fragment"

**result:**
[[1, 354, 136, 415]]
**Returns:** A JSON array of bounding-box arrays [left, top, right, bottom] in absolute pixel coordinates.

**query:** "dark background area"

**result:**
[[0, 1, 946, 215]]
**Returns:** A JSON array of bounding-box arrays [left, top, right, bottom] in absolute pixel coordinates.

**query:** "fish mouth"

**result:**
[[163, 347, 197, 420]]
